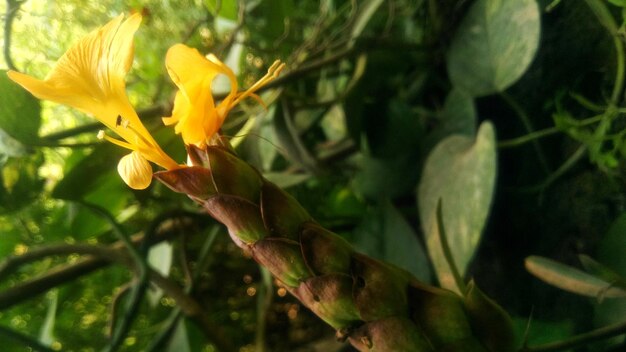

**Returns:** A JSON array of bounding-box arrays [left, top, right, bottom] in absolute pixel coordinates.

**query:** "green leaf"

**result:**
[[447, 0, 541, 97], [353, 201, 431, 282], [354, 153, 422, 200], [424, 89, 477, 151], [512, 317, 574, 347], [263, 172, 310, 189], [257, 0, 294, 39], [0, 128, 27, 160], [205, 0, 238, 21], [525, 256, 626, 298], [418, 121, 497, 293], [147, 241, 173, 307], [593, 212, 626, 348], [608, 0, 626, 8], [70, 175, 132, 239], [0, 154, 45, 214], [52, 143, 125, 200], [579, 254, 626, 290], [0, 70, 41, 144], [598, 212, 626, 278]]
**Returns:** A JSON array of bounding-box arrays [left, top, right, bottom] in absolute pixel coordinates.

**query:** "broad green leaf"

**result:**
[[447, 0, 540, 97], [0, 128, 27, 160], [579, 254, 626, 290], [205, 0, 238, 21], [608, 0, 626, 7], [52, 143, 125, 200], [148, 241, 174, 307], [53, 144, 132, 238], [0, 153, 45, 214], [353, 201, 431, 282], [257, 0, 294, 39], [512, 317, 574, 347], [0, 70, 41, 144], [598, 212, 626, 278], [320, 104, 347, 142], [68, 175, 133, 239], [424, 89, 477, 151], [264, 172, 310, 189], [593, 299, 626, 348], [418, 121, 497, 293], [593, 212, 626, 348], [525, 256, 626, 298], [354, 152, 422, 200]]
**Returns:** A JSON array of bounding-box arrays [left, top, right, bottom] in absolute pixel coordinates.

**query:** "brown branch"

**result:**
[[0, 213, 203, 307], [0, 244, 119, 281], [0, 257, 109, 310], [0, 213, 234, 350]]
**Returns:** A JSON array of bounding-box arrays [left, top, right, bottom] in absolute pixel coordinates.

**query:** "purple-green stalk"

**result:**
[[155, 142, 515, 352]]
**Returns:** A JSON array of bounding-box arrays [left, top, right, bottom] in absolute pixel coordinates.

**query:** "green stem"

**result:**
[[498, 127, 559, 149], [500, 92, 551, 175], [584, 0, 624, 105], [255, 267, 273, 352], [436, 199, 466, 294], [498, 114, 606, 148], [524, 318, 626, 351], [524, 145, 587, 193]]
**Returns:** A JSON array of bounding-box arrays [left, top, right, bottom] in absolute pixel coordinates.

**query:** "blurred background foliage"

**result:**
[[1, 0, 626, 351]]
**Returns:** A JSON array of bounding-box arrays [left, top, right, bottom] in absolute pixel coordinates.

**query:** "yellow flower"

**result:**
[[7, 13, 179, 189], [163, 44, 285, 147]]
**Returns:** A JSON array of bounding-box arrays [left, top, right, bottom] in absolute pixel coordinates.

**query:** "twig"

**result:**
[[500, 92, 551, 175], [0, 257, 110, 310], [40, 105, 167, 141], [0, 243, 118, 281], [0, 213, 203, 310], [436, 199, 466, 294], [255, 267, 273, 352], [107, 282, 132, 337], [522, 145, 587, 193]]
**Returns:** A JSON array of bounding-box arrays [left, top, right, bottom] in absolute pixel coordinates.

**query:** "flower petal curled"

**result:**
[[163, 44, 285, 147], [117, 151, 153, 189], [7, 13, 180, 188]]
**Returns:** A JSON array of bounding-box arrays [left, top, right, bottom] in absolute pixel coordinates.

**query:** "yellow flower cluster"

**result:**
[[8, 14, 284, 189]]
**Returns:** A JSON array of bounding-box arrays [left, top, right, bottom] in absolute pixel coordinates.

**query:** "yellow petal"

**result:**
[[163, 44, 241, 146], [7, 13, 141, 122], [117, 151, 153, 189], [7, 13, 180, 175], [166, 44, 238, 98], [163, 44, 284, 147]]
